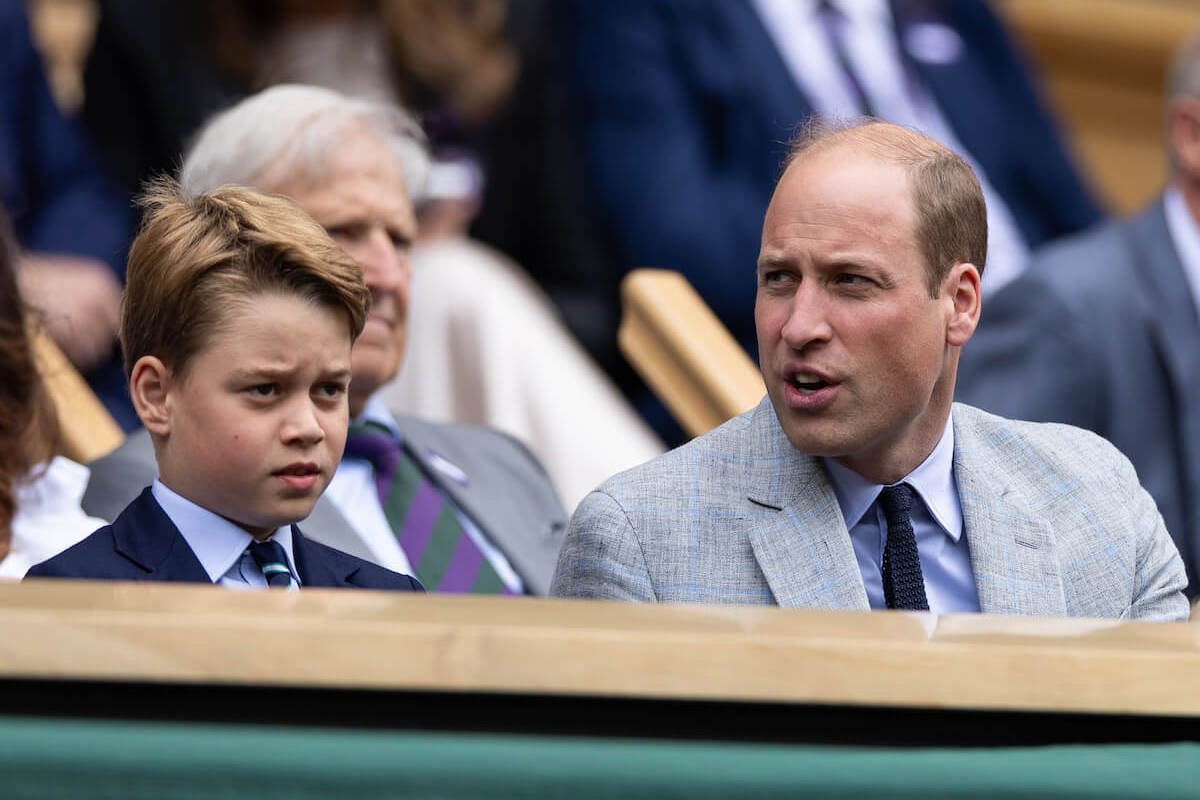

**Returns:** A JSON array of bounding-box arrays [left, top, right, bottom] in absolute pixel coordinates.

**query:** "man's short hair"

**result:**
[[784, 118, 988, 296], [179, 84, 429, 201], [121, 179, 371, 379]]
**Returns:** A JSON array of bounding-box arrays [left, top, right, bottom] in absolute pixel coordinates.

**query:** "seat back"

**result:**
[[619, 269, 764, 437], [29, 324, 124, 463]]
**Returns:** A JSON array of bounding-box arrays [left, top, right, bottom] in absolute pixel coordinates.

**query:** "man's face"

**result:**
[[755, 145, 972, 484], [153, 294, 353, 538], [274, 129, 417, 417]]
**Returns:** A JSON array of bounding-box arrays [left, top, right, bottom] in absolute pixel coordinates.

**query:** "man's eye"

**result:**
[[326, 223, 366, 241], [834, 273, 869, 286], [762, 270, 792, 287], [248, 384, 277, 398], [316, 383, 347, 399]]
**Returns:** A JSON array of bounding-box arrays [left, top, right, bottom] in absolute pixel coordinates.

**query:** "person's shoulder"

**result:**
[[24, 523, 121, 579], [392, 414, 556, 488], [1024, 209, 1149, 286], [593, 401, 762, 496], [953, 403, 1130, 472]]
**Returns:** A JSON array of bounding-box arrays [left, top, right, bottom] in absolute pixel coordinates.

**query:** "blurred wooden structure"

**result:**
[[619, 269, 764, 437], [997, 0, 1200, 214], [29, 324, 124, 462]]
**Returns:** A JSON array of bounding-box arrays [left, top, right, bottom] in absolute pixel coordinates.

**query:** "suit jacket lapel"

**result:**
[[742, 401, 869, 610], [111, 488, 211, 583], [1125, 201, 1200, 573], [291, 527, 358, 588], [952, 407, 1067, 616]]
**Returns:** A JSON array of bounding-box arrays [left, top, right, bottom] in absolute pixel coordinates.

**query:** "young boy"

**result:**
[[27, 180, 422, 591]]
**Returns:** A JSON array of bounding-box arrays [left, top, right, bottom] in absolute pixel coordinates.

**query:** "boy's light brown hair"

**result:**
[[121, 179, 370, 379]]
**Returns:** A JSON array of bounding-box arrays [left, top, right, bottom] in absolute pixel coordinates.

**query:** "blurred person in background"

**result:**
[[82, 0, 663, 504], [957, 31, 1200, 597], [0, 208, 107, 579], [2, 0, 135, 429]]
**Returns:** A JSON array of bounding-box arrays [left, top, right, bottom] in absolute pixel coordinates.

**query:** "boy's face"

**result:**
[[151, 293, 353, 539]]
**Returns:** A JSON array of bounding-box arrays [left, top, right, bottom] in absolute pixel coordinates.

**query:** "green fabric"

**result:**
[[0, 715, 1195, 799]]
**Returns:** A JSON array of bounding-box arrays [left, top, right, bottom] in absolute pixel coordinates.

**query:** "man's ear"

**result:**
[[1169, 98, 1200, 179], [944, 262, 981, 347], [129, 356, 173, 437]]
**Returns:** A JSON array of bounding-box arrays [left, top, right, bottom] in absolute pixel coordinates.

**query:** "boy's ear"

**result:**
[[129, 356, 173, 437]]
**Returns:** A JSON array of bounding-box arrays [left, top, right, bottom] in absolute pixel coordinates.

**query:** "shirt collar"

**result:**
[[1162, 185, 1200, 316], [796, 0, 891, 28], [822, 414, 963, 540], [151, 480, 293, 583], [357, 394, 405, 442]]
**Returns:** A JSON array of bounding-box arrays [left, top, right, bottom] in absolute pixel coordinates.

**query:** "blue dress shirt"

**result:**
[[823, 416, 981, 613]]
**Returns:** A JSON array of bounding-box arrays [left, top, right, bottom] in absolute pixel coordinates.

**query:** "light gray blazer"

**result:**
[[84, 415, 568, 595], [551, 398, 1189, 621], [956, 199, 1200, 596]]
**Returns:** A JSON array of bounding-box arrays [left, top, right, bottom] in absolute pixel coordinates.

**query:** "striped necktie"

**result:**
[[344, 423, 514, 594], [248, 539, 297, 589]]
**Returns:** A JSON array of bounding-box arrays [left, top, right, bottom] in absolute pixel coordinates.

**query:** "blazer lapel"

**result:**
[[111, 488, 211, 583], [742, 402, 869, 610], [291, 527, 356, 588], [1125, 201, 1200, 573], [952, 408, 1067, 616]]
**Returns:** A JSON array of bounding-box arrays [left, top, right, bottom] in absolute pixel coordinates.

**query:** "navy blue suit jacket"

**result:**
[[559, 0, 1103, 351], [27, 488, 424, 591]]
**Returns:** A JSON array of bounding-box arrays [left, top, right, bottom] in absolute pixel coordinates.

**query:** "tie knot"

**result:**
[[345, 423, 403, 472], [248, 539, 295, 588], [879, 483, 916, 519]]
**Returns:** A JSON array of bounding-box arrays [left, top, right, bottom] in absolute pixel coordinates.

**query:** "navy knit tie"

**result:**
[[879, 484, 929, 610]]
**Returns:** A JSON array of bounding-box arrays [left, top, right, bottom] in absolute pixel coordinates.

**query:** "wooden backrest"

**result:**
[[619, 269, 764, 437], [29, 324, 124, 463]]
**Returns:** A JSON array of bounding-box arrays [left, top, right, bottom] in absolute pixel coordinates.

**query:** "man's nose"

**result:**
[[357, 228, 409, 299], [780, 284, 833, 350]]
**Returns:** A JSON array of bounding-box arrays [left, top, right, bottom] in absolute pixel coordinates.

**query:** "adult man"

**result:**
[[956, 35, 1200, 598], [83, 85, 567, 595], [552, 121, 1188, 620]]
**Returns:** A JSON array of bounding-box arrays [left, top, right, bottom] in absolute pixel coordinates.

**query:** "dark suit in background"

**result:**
[[1, 0, 135, 427], [557, 0, 1103, 353]]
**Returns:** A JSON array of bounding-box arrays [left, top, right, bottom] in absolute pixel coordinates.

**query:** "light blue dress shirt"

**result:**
[[822, 416, 981, 613], [152, 481, 299, 590]]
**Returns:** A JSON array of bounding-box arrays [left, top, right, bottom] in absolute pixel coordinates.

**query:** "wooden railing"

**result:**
[[5, 580, 1198, 733]]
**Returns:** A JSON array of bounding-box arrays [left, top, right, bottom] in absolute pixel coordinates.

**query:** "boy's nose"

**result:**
[[281, 401, 326, 445]]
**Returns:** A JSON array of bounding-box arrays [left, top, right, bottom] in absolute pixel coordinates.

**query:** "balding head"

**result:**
[[782, 119, 987, 296]]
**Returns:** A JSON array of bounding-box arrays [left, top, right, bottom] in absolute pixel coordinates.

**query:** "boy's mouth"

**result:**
[[274, 462, 321, 492]]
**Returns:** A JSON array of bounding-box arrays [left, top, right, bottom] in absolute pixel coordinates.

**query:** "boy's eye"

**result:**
[[315, 382, 347, 399], [247, 384, 277, 398]]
